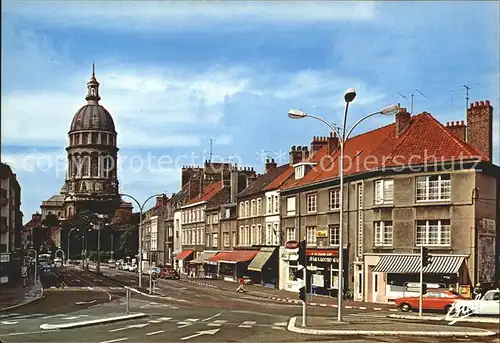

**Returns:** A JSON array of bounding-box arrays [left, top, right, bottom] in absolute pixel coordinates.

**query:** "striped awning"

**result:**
[[372, 255, 465, 274]]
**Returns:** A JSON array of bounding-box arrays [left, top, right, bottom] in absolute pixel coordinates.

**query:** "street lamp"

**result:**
[[288, 90, 398, 322], [121, 193, 162, 288], [93, 214, 108, 274], [67, 228, 79, 264]]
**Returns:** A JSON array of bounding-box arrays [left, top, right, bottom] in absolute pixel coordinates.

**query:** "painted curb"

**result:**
[[0, 285, 44, 312], [39, 312, 147, 330], [388, 314, 500, 324], [287, 316, 497, 337]]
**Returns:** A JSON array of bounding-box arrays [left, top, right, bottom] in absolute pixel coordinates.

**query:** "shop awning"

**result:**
[[248, 247, 276, 272], [189, 251, 218, 264], [208, 250, 259, 264], [175, 249, 194, 260], [372, 254, 465, 274]]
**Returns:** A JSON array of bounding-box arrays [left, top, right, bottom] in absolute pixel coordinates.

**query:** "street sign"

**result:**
[[285, 240, 299, 249]]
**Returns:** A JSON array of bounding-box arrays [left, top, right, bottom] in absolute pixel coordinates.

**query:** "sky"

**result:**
[[1, 1, 499, 220]]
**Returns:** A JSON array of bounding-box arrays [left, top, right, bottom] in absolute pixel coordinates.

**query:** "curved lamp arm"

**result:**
[[345, 111, 383, 141], [304, 113, 342, 141]]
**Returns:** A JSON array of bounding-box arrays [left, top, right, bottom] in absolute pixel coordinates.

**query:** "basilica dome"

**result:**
[[69, 104, 115, 133]]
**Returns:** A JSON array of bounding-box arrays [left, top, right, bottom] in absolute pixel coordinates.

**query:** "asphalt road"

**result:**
[[0, 267, 497, 343]]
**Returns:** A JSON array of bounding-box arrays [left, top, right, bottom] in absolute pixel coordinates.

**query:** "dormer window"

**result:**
[[293, 162, 316, 180]]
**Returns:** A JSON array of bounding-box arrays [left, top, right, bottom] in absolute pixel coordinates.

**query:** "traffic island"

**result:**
[[39, 312, 148, 330], [388, 313, 500, 324], [287, 316, 498, 337]]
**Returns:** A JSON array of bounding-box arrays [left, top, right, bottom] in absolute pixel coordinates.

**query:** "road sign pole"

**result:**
[[419, 245, 424, 317], [302, 265, 307, 327]]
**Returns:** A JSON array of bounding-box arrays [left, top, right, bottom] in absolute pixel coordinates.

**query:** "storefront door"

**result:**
[[354, 263, 363, 301]]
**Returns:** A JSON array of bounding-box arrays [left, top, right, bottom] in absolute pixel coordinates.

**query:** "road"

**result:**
[[0, 266, 497, 343]]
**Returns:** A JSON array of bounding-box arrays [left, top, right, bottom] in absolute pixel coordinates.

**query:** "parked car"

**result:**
[[129, 264, 138, 273], [451, 289, 500, 316], [53, 257, 63, 268], [160, 266, 180, 280], [395, 288, 467, 312]]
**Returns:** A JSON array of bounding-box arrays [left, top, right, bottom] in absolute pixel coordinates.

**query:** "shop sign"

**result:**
[[316, 230, 328, 238], [306, 249, 338, 263], [0, 253, 10, 263], [309, 255, 339, 263], [281, 249, 298, 261], [285, 240, 299, 249]]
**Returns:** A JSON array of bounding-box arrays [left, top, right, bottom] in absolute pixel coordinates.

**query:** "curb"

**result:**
[[388, 313, 500, 324], [184, 280, 397, 312], [286, 316, 497, 337], [0, 285, 44, 313], [39, 312, 147, 330]]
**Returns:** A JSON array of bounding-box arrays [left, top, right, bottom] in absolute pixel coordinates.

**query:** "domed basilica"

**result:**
[[40, 65, 131, 223]]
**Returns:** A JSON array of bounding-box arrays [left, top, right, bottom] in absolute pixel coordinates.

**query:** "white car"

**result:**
[[451, 289, 500, 316]]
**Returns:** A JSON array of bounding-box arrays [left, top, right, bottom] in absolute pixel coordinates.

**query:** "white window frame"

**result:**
[[232, 231, 237, 247], [213, 214, 219, 224], [239, 226, 244, 246], [239, 202, 244, 217], [274, 195, 279, 214], [245, 201, 250, 217], [375, 179, 394, 205], [295, 165, 305, 179], [306, 226, 317, 246], [286, 227, 296, 242], [286, 196, 296, 216], [416, 175, 451, 202], [306, 193, 317, 213], [374, 221, 393, 246], [256, 198, 262, 215], [265, 224, 273, 245], [251, 200, 256, 216], [416, 219, 451, 246], [267, 197, 272, 214], [245, 225, 250, 246], [212, 233, 218, 248], [223, 232, 230, 247], [205, 233, 210, 247], [273, 223, 280, 245], [329, 188, 340, 210], [251, 224, 256, 245], [329, 225, 339, 246]]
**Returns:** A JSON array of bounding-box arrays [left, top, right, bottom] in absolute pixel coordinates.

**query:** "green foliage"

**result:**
[[41, 213, 60, 228]]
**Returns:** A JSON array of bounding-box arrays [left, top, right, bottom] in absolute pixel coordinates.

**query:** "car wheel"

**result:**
[[444, 304, 452, 313], [400, 303, 411, 312]]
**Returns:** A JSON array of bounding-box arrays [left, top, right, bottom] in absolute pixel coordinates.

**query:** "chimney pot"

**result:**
[[461, 120, 464, 125], [456, 121, 459, 126], [467, 99, 493, 160], [446, 122, 449, 126], [485, 100, 490, 106], [395, 107, 411, 136], [480, 101, 485, 106]]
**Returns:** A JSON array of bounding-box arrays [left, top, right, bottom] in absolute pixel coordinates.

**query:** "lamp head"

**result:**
[[288, 108, 307, 119], [344, 88, 357, 103], [379, 104, 400, 115]]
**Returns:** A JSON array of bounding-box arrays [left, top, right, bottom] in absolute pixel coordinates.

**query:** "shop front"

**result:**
[[306, 248, 342, 297], [279, 246, 301, 292], [247, 247, 278, 287], [189, 250, 219, 278], [365, 253, 470, 303], [175, 249, 194, 275], [208, 250, 259, 282]]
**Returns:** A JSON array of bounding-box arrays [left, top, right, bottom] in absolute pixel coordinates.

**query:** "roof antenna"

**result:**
[[208, 138, 215, 162], [398, 90, 427, 114], [92, 61, 95, 77]]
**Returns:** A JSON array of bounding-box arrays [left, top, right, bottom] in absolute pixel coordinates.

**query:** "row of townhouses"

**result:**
[[0, 162, 24, 287], [141, 101, 499, 303]]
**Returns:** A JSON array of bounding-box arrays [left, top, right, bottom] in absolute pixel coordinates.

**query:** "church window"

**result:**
[[82, 133, 89, 144], [91, 154, 99, 177], [91, 88, 96, 96], [91, 132, 98, 144], [83, 155, 90, 177]]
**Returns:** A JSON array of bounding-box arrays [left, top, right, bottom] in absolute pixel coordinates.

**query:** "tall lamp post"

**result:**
[[288, 89, 399, 322], [121, 193, 162, 288], [93, 214, 108, 274], [67, 228, 79, 264]]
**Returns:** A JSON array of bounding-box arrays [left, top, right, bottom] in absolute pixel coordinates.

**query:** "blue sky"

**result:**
[[1, 1, 499, 219]]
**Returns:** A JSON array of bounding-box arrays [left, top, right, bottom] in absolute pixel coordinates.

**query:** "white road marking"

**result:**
[[146, 330, 165, 336], [273, 322, 288, 327], [0, 313, 20, 318], [148, 320, 162, 324], [345, 305, 353, 309], [238, 321, 256, 328], [359, 306, 367, 310], [0, 321, 19, 325], [202, 311, 223, 322], [186, 318, 199, 322], [272, 326, 286, 330], [177, 321, 190, 325], [180, 328, 220, 341], [207, 319, 227, 327], [108, 323, 149, 332], [157, 317, 172, 321], [100, 338, 128, 343]]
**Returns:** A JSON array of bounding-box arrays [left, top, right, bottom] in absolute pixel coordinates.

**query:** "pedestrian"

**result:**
[[473, 282, 482, 299], [236, 277, 246, 293]]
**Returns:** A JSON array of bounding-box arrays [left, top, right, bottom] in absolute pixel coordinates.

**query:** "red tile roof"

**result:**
[[282, 112, 489, 190], [184, 181, 223, 205], [264, 145, 330, 191], [208, 250, 259, 263]]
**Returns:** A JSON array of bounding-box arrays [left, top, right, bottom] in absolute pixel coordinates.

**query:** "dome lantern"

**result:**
[[85, 62, 101, 104]]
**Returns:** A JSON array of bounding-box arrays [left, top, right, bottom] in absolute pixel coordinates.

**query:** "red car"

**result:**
[[160, 266, 180, 280], [395, 289, 467, 312]]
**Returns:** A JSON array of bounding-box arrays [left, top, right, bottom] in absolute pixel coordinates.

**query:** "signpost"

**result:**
[[125, 288, 131, 314]]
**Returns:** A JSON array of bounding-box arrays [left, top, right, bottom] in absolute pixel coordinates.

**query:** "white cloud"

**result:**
[[3, 1, 376, 32]]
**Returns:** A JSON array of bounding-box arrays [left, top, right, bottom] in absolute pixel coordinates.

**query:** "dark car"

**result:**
[[160, 266, 180, 280]]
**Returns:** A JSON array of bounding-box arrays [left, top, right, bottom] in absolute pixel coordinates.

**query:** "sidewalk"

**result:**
[[0, 281, 43, 311], [183, 278, 398, 311], [287, 316, 498, 337]]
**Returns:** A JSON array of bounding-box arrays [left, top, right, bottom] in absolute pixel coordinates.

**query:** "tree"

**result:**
[[41, 213, 60, 228]]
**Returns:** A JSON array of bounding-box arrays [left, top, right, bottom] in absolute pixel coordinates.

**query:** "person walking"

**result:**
[[236, 277, 246, 293]]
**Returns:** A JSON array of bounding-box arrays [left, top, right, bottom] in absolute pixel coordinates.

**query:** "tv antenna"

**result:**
[[398, 89, 428, 114], [448, 82, 487, 110], [208, 138, 216, 162]]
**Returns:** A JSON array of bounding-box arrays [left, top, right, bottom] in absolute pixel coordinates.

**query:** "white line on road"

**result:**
[[146, 330, 165, 336], [0, 321, 19, 325], [202, 311, 223, 322], [100, 338, 128, 343], [273, 322, 288, 327], [207, 320, 227, 327], [186, 318, 199, 322], [148, 320, 162, 324]]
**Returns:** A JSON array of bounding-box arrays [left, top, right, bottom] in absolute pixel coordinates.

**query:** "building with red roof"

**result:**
[[277, 101, 499, 303]]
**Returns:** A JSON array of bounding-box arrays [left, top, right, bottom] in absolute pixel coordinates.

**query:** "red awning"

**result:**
[[208, 250, 258, 264], [175, 249, 194, 260]]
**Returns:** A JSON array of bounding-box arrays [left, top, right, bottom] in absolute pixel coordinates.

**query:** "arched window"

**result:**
[[91, 154, 98, 177], [82, 133, 89, 145], [83, 155, 90, 177], [91, 132, 98, 144], [91, 88, 96, 96]]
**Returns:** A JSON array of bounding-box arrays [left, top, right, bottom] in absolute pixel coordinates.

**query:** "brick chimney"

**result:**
[[265, 158, 277, 173], [327, 132, 339, 154], [467, 100, 493, 160], [395, 107, 411, 137], [289, 145, 309, 165], [445, 121, 466, 141], [229, 164, 239, 203], [311, 136, 328, 154]]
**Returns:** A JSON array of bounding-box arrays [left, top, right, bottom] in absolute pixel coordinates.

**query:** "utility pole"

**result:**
[[464, 85, 470, 110], [208, 138, 215, 162]]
